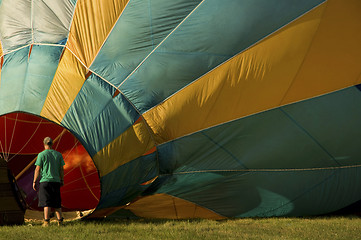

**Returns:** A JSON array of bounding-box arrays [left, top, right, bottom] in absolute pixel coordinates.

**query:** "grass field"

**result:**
[[0, 215, 361, 240]]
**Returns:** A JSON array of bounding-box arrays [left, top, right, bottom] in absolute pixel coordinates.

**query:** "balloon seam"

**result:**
[[160, 164, 361, 175]]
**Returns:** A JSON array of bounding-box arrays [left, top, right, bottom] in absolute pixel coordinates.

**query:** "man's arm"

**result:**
[[33, 165, 41, 191]]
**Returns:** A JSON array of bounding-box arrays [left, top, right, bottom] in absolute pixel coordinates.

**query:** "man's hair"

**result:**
[[43, 137, 53, 146]]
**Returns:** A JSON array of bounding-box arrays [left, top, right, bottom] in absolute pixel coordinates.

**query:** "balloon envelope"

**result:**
[[0, 0, 361, 219]]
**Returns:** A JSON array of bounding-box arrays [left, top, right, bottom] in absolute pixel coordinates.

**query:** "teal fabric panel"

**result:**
[[0, 47, 29, 115], [97, 152, 158, 209], [21, 45, 64, 114], [155, 167, 361, 217], [0, 45, 63, 116], [119, 0, 326, 112], [153, 86, 361, 217], [90, 0, 202, 86], [282, 87, 361, 166], [157, 109, 335, 175], [61, 74, 140, 156]]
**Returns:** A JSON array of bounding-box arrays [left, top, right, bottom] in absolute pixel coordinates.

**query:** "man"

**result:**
[[33, 137, 65, 227]]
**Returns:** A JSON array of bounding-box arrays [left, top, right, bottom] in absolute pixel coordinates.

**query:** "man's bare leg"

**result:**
[[44, 207, 50, 220], [42, 207, 51, 227], [54, 208, 63, 226], [54, 208, 63, 220]]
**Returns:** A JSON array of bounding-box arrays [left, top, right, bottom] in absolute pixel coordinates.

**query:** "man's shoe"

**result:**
[[57, 217, 64, 226], [42, 219, 50, 227]]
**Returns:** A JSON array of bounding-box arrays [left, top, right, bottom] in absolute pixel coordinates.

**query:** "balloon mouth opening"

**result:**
[[0, 112, 100, 212]]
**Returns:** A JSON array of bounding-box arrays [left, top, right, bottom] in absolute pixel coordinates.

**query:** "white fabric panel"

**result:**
[[0, 0, 74, 54], [0, 0, 32, 53], [33, 0, 74, 44]]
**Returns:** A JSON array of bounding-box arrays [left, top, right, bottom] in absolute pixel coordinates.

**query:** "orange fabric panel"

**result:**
[[125, 194, 226, 220], [143, 4, 326, 144], [41, 49, 87, 123], [282, 0, 361, 103], [67, 0, 129, 67], [93, 120, 155, 177], [140, 176, 158, 186]]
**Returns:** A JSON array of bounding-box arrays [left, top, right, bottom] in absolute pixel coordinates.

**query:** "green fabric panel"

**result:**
[[61, 74, 140, 156], [155, 167, 361, 217], [157, 108, 335, 175], [282, 87, 361, 166], [97, 153, 158, 209], [0, 47, 29, 115], [154, 87, 361, 217]]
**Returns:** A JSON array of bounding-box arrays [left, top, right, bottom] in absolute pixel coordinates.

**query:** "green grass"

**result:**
[[1, 216, 361, 240]]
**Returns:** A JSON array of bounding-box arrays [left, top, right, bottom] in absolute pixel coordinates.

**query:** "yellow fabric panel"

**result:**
[[357, 74, 361, 85], [282, 0, 361, 103], [143, 4, 326, 144], [125, 193, 226, 220], [93, 120, 155, 177], [40, 49, 87, 123], [67, 0, 129, 67]]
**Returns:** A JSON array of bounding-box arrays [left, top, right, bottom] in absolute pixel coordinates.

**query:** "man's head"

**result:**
[[43, 137, 53, 148]]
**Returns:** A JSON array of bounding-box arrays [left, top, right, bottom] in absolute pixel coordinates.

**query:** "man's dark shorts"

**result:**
[[38, 182, 62, 208]]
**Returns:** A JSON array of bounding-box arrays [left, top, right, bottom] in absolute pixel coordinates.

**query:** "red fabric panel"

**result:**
[[0, 113, 100, 211]]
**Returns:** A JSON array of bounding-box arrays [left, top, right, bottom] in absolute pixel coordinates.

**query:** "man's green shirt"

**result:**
[[35, 149, 65, 183]]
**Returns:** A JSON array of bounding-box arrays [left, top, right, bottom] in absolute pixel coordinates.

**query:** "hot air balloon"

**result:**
[[0, 0, 361, 222]]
